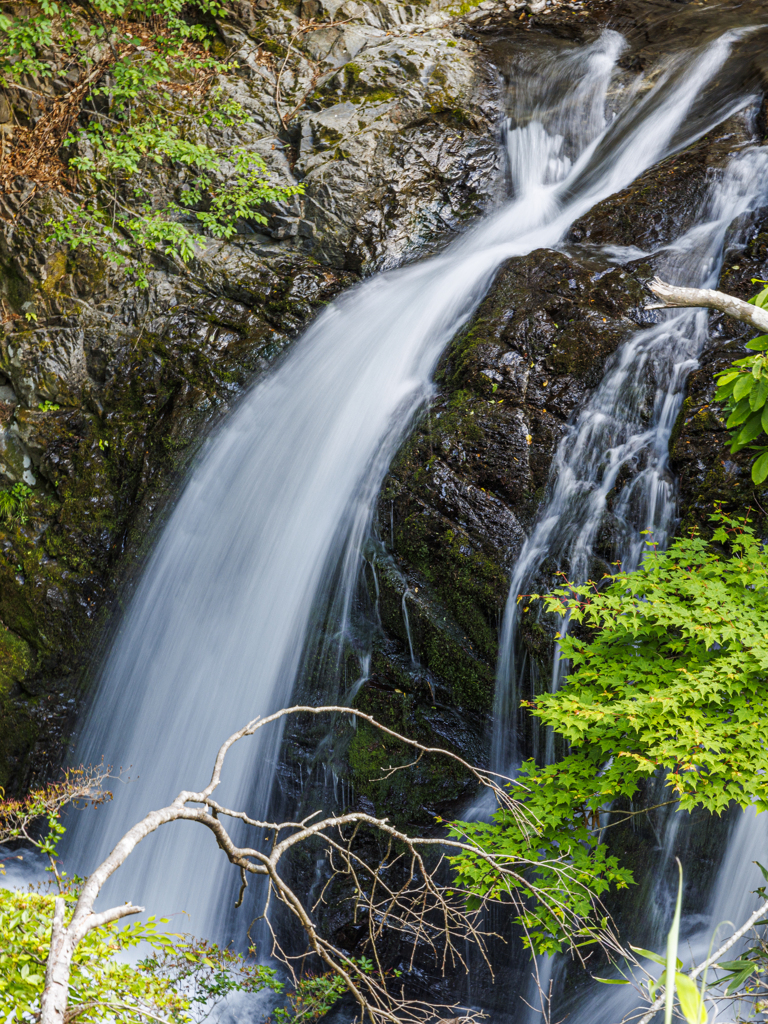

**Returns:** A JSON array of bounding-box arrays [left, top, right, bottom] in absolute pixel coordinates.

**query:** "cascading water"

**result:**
[[67, 20, 766, 1010], [505, 144, 768, 1024], [553, 805, 768, 1024], [492, 143, 768, 774]]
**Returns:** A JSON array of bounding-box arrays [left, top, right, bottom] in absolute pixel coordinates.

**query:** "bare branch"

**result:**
[[36, 705, 618, 1024], [632, 896, 768, 1024], [646, 277, 768, 333], [82, 903, 145, 934], [0, 763, 114, 846]]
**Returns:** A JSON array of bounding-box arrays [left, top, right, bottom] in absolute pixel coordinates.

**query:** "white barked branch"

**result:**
[[647, 277, 768, 334], [39, 705, 622, 1024], [632, 895, 768, 1024]]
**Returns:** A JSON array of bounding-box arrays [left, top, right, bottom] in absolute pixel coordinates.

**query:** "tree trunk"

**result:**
[[40, 898, 73, 1024]]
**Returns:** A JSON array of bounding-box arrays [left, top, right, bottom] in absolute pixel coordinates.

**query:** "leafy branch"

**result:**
[[0, 0, 304, 286], [449, 508, 768, 953]]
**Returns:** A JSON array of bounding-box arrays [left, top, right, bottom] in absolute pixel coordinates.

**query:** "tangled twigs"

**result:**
[[0, 764, 114, 846], [32, 705, 621, 1024], [0, 50, 122, 193]]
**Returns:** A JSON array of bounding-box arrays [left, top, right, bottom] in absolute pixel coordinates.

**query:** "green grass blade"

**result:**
[[666, 860, 683, 1024]]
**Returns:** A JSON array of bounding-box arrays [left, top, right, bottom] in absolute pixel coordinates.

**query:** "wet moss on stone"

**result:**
[[0, 622, 33, 695], [347, 707, 475, 826], [0, 201, 354, 789]]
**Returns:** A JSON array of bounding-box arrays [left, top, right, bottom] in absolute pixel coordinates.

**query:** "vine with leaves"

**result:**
[[0, 0, 303, 287]]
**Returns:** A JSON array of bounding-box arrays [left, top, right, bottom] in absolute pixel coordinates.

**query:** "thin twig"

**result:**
[[634, 897, 768, 1024]]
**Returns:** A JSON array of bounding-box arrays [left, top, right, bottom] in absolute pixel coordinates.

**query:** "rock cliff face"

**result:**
[[341, 108, 768, 828], [0, 237, 354, 788], [219, 0, 504, 270]]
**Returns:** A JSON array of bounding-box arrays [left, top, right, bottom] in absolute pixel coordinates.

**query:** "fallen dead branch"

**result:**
[[647, 277, 768, 334], [27, 704, 624, 1024]]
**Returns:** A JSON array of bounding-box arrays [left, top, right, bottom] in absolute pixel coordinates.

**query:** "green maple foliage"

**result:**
[[450, 509, 768, 954]]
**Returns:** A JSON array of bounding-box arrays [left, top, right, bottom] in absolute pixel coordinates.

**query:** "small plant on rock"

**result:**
[[0, 483, 33, 525], [0, 0, 304, 289]]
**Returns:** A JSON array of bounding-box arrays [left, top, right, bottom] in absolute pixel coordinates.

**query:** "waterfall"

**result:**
[[490, 68, 768, 1024], [552, 808, 768, 1024], [67, 21, 760, 958], [492, 144, 768, 774]]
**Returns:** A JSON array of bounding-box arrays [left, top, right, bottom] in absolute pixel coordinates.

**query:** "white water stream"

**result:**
[[69, 21, 764, 993], [493, 143, 768, 774], [554, 807, 768, 1024], [499, 99, 768, 1024]]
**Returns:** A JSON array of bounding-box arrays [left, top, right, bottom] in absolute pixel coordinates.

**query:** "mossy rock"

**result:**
[[0, 214, 354, 791], [347, 710, 476, 827], [0, 695, 37, 791], [0, 623, 32, 695]]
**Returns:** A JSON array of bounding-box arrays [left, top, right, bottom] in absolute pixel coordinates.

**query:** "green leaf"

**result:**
[[631, 946, 667, 967], [750, 375, 768, 411], [723, 966, 756, 995], [752, 451, 768, 485], [675, 972, 706, 1024], [726, 397, 752, 428], [749, 286, 768, 310], [733, 374, 755, 402], [715, 380, 737, 402], [745, 335, 768, 351], [733, 410, 764, 448], [665, 862, 683, 1024], [594, 977, 630, 984]]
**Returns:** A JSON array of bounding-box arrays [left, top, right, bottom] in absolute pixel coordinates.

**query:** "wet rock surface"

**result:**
[[568, 116, 757, 251], [343, 243, 654, 815], [670, 209, 768, 531], [294, 28, 502, 270], [0, 0, 520, 790], [342, 93, 768, 834], [204, 0, 507, 270], [0, 212, 353, 789]]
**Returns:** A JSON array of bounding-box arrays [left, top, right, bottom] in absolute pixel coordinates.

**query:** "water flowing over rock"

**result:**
[[2, 0, 768, 1020], [54, 0, 766, 962], [0, 0, 506, 788]]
